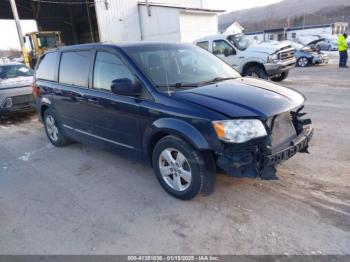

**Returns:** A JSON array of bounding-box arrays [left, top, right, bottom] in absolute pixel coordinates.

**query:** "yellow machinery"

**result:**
[[24, 31, 62, 68]]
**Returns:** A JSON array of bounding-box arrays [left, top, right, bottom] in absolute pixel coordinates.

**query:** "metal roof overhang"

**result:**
[[0, 0, 99, 45]]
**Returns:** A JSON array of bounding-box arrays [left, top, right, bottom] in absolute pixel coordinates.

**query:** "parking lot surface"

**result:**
[[0, 63, 350, 254]]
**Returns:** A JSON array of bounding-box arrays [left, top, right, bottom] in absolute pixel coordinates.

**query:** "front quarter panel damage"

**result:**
[[216, 105, 313, 180]]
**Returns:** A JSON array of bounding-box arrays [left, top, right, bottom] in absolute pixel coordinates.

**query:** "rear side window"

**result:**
[[93, 51, 134, 91], [36, 52, 58, 81], [59, 51, 90, 87], [196, 41, 209, 50]]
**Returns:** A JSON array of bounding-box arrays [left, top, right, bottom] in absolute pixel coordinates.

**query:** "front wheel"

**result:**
[[270, 71, 289, 82], [297, 57, 309, 67], [152, 135, 215, 200], [244, 66, 268, 80]]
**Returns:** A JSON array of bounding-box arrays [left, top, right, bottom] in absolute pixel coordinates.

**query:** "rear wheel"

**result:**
[[152, 135, 215, 200], [297, 57, 309, 67], [244, 66, 268, 79], [270, 71, 289, 82], [43, 109, 71, 147]]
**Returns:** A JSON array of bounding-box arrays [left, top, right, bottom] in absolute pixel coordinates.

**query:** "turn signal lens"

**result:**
[[213, 122, 225, 138]]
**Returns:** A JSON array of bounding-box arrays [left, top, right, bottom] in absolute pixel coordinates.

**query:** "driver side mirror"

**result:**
[[224, 47, 235, 57], [111, 78, 142, 97]]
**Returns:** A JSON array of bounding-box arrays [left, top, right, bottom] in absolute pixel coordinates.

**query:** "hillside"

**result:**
[[219, 0, 350, 32]]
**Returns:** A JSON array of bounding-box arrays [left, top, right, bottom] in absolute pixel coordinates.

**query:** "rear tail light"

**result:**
[[32, 83, 41, 97]]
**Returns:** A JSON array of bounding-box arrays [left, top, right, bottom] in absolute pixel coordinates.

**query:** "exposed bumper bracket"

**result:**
[[216, 126, 313, 180]]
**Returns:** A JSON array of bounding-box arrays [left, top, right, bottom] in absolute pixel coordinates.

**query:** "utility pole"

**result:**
[[9, 0, 30, 67], [86, 0, 95, 42]]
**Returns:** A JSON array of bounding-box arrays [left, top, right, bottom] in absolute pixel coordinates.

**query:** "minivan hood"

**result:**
[[0, 76, 33, 90], [173, 78, 305, 118], [246, 42, 291, 54]]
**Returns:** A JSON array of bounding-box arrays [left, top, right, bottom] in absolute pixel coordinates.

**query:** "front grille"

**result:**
[[270, 112, 297, 153], [278, 49, 295, 60], [11, 94, 34, 106]]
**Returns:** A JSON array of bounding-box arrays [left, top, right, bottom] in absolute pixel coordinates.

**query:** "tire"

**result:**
[[43, 109, 71, 147], [297, 57, 309, 67], [270, 71, 289, 82], [244, 66, 268, 79], [152, 135, 215, 200]]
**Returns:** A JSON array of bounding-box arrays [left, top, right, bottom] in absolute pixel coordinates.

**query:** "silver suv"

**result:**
[[0, 63, 34, 113]]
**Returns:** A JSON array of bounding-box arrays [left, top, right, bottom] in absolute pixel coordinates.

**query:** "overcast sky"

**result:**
[[0, 0, 282, 50], [0, 20, 37, 50]]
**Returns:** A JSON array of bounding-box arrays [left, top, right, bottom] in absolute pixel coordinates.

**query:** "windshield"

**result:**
[[124, 44, 240, 90], [37, 34, 59, 48], [0, 65, 33, 79], [227, 33, 252, 50]]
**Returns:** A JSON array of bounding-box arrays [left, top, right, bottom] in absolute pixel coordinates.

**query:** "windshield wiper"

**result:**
[[157, 82, 200, 89], [200, 77, 237, 85], [157, 77, 236, 89]]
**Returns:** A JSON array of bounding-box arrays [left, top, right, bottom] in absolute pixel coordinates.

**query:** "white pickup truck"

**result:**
[[194, 33, 296, 82]]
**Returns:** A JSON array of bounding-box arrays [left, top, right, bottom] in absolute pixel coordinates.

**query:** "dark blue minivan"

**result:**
[[33, 42, 313, 200]]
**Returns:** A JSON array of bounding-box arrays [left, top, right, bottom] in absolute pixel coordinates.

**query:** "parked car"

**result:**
[[34, 43, 313, 200], [194, 33, 296, 82], [0, 63, 35, 113], [315, 38, 338, 51], [291, 40, 329, 67]]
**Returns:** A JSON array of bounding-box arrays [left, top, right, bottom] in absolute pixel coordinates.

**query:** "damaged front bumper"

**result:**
[[264, 57, 296, 77], [216, 108, 313, 180], [263, 126, 313, 166]]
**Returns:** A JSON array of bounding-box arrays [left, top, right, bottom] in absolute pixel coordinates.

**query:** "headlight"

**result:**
[[268, 53, 279, 63], [212, 119, 267, 143]]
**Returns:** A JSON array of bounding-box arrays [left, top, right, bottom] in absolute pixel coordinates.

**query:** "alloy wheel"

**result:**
[[158, 148, 192, 191], [45, 115, 59, 142], [298, 57, 308, 67]]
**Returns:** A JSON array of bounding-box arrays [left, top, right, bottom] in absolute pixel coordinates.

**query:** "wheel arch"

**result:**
[[40, 104, 50, 121], [242, 61, 266, 75], [143, 118, 213, 166]]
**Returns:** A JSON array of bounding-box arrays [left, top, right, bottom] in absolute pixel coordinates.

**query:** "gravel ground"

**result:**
[[0, 63, 349, 255]]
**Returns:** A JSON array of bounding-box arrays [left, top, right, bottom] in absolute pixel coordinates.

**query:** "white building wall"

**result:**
[[179, 12, 218, 43], [245, 34, 264, 42], [95, 0, 206, 42], [287, 27, 332, 39], [246, 26, 334, 43], [156, 0, 203, 7], [94, 0, 141, 42], [139, 6, 181, 42]]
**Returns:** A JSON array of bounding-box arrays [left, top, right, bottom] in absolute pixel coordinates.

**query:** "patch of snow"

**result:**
[[18, 152, 31, 161], [17, 144, 54, 162]]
